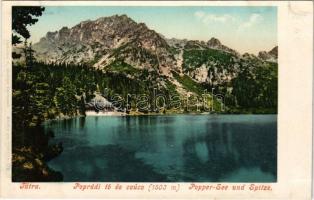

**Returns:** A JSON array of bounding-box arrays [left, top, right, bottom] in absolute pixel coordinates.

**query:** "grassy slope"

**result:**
[[172, 70, 205, 96], [183, 48, 235, 70]]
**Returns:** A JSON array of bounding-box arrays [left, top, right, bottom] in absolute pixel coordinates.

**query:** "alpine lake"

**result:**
[[44, 114, 277, 182]]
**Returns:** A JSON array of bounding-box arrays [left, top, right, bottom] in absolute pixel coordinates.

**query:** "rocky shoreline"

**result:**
[[12, 144, 63, 182]]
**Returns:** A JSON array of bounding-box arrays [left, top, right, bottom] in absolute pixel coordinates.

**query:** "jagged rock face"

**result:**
[[207, 37, 239, 55], [33, 15, 176, 72], [33, 14, 277, 91], [188, 65, 208, 83], [243, 53, 258, 60], [269, 46, 278, 59], [173, 37, 239, 56], [258, 46, 278, 62], [165, 38, 187, 48], [258, 51, 271, 60], [207, 37, 222, 47], [182, 40, 241, 86], [187, 61, 240, 86]]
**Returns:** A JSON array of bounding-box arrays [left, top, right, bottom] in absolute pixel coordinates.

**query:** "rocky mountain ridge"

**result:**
[[34, 14, 176, 75], [33, 14, 278, 103], [258, 46, 278, 63]]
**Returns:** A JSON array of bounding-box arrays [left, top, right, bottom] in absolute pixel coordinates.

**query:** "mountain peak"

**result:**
[[33, 14, 175, 71], [206, 37, 238, 55], [95, 14, 134, 24], [258, 46, 278, 62], [207, 37, 222, 47], [108, 14, 132, 22], [269, 46, 278, 58]]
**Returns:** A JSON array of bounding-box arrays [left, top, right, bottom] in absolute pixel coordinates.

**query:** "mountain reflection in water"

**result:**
[[45, 115, 277, 182]]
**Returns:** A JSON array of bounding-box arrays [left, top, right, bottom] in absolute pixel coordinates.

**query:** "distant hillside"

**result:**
[[32, 14, 278, 113]]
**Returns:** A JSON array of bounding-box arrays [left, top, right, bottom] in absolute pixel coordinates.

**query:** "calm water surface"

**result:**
[[45, 115, 277, 182]]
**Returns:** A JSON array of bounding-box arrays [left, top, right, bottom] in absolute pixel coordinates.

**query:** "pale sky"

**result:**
[[27, 6, 277, 55]]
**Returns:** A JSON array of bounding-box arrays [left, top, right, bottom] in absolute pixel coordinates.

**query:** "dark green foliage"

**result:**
[[12, 60, 181, 137], [12, 35, 22, 46], [23, 41, 36, 66], [231, 61, 277, 112], [168, 47, 180, 55], [12, 150, 63, 182], [183, 46, 277, 114], [55, 77, 78, 115], [105, 60, 141, 74], [164, 79, 179, 96], [13, 62, 95, 129], [183, 48, 235, 70], [12, 60, 188, 152], [111, 41, 159, 69], [172, 71, 205, 95], [12, 6, 45, 45]]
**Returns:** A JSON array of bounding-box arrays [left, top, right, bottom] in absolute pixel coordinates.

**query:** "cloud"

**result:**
[[194, 11, 237, 24], [194, 11, 265, 35], [238, 13, 263, 31]]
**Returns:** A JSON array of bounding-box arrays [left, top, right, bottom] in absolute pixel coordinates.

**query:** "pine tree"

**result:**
[[12, 6, 45, 45], [23, 41, 36, 67]]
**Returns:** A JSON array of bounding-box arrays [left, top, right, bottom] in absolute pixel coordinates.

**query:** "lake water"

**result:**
[[45, 115, 277, 182]]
